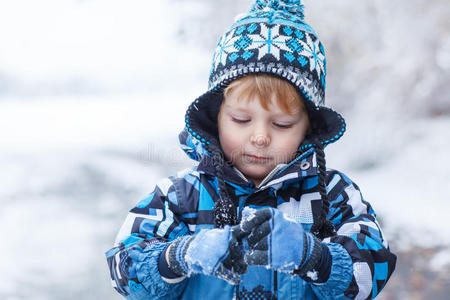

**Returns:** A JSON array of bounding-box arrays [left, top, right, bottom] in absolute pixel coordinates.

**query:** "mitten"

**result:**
[[166, 226, 247, 284], [237, 207, 323, 277]]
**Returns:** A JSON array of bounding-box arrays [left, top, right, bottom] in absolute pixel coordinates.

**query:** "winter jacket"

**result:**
[[105, 132, 396, 300]]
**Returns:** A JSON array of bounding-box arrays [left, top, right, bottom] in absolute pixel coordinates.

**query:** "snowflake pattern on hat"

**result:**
[[246, 24, 292, 60], [212, 23, 325, 81]]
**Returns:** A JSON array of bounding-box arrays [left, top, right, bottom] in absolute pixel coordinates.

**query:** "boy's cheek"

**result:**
[[219, 135, 241, 160], [223, 142, 243, 161]]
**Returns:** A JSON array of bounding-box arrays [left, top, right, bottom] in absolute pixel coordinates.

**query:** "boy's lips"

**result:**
[[243, 154, 272, 163]]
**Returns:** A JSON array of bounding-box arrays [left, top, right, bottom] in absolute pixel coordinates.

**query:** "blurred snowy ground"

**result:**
[[0, 0, 449, 299]]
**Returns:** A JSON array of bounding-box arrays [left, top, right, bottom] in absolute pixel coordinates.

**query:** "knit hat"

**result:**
[[184, 0, 346, 154], [182, 0, 341, 237]]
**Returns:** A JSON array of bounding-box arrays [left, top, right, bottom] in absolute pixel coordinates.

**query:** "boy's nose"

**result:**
[[250, 133, 271, 148]]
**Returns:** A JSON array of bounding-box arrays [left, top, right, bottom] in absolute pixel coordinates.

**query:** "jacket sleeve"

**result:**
[[105, 176, 190, 300], [311, 170, 397, 300]]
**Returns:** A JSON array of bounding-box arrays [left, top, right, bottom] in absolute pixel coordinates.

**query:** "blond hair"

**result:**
[[223, 74, 306, 115]]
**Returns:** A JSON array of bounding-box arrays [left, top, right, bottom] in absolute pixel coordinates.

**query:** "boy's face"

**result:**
[[218, 89, 309, 186]]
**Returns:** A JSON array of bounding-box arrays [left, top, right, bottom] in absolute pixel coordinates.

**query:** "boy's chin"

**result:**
[[239, 166, 272, 182]]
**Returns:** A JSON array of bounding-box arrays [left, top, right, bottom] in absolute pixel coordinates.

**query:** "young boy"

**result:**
[[106, 1, 396, 299]]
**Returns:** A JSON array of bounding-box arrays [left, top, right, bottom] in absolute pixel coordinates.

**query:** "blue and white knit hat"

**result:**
[[184, 0, 346, 152]]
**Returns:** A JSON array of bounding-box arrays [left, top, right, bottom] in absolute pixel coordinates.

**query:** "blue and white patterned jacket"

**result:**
[[106, 133, 396, 300]]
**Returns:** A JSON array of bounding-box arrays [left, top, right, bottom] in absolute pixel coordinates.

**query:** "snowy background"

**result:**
[[1, 0, 449, 299]]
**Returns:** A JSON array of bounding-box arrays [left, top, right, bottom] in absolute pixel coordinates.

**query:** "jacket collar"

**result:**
[[197, 148, 319, 191]]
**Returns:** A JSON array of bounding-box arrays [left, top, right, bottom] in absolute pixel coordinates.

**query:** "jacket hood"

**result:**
[[179, 91, 223, 162], [178, 126, 210, 162]]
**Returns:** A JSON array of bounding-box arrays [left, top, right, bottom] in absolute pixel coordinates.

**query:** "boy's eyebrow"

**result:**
[[222, 104, 250, 112]]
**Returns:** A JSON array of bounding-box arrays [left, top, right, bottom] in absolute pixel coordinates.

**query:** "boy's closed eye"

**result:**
[[273, 122, 293, 129], [231, 116, 294, 129], [231, 116, 250, 124]]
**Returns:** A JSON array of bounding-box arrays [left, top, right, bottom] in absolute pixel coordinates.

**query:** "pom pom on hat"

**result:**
[[250, 0, 304, 19]]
